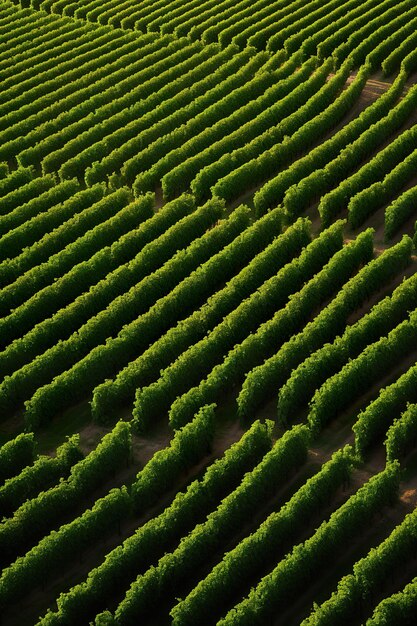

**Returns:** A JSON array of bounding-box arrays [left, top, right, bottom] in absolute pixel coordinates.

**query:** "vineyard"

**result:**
[[3, 0, 417, 624]]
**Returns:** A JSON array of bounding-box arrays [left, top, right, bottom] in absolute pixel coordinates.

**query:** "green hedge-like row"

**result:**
[[13, 37, 186, 168], [210, 0, 289, 48], [115, 426, 309, 625], [1, 29, 121, 112], [280, 69, 412, 223], [367, 579, 417, 624], [382, 22, 417, 75], [0, 197, 152, 379], [0, 174, 55, 220], [282, 69, 409, 221], [0, 182, 103, 265], [0, 197, 218, 408], [84, 45, 248, 186], [133, 220, 344, 433], [0, 166, 33, 198], [348, 145, 417, 229], [254, 68, 404, 216], [166, 224, 373, 431], [308, 309, 417, 435], [40, 41, 205, 177], [161, 58, 316, 200], [318, 90, 417, 227], [332, 0, 414, 68], [385, 185, 417, 240], [0, 432, 35, 484], [192, 58, 339, 204], [131, 404, 215, 512], [55, 44, 222, 181], [0, 19, 90, 80], [219, 463, 400, 625], [303, 493, 417, 625], [1, 197, 222, 414], [92, 207, 300, 425], [278, 251, 417, 425], [0, 435, 82, 517], [0, 187, 135, 292], [21, 204, 248, 429], [353, 361, 417, 458], [385, 403, 417, 463], [365, 8, 417, 72], [0, 178, 78, 244], [0, 192, 189, 347], [39, 420, 272, 626], [172, 445, 353, 626], [205, 0, 286, 47], [128, 51, 270, 190], [0, 487, 131, 612], [242, 0, 325, 51], [238, 234, 411, 421], [206, 61, 358, 205], [316, 0, 395, 61], [0, 10, 51, 51], [0, 421, 131, 566], [280, 0, 367, 56], [0, 33, 161, 160], [299, 0, 382, 59]]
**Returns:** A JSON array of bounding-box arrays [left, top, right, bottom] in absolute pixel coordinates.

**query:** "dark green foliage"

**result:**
[[57, 44, 227, 182], [0, 190, 147, 292], [40, 421, 272, 626], [385, 404, 417, 462], [133, 220, 344, 433], [354, 363, 417, 457], [238, 234, 412, 421], [0, 487, 131, 611], [278, 251, 417, 425], [21, 202, 247, 429], [308, 308, 417, 435], [193, 58, 343, 204], [303, 492, 417, 625], [84, 45, 251, 186], [128, 51, 270, 191], [161, 57, 316, 200], [331, 0, 414, 68], [0, 433, 35, 483], [0, 181, 100, 263], [219, 464, 400, 625], [92, 211, 307, 424], [385, 186, 417, 240], [254, 62, 387, 217], [0, 422, 131, 564], [0, 188, 146, 318], [115, 426, 309, 624], [348, 147, 417, 229], [0, 175, 55, 221], [0, 167, 32, 199], [0, 435, 82, 517], [166, 224, 373, 431], [131, 404, 215, 512], [172, 446, 353, 626]]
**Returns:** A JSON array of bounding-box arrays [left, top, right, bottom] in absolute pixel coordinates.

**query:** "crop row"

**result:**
[[91, 210, 306, 424], [132, 220, 345, 432], [164, 228, 373, 432], [238, 235, 412, 420], [37, 420, 273, 625]]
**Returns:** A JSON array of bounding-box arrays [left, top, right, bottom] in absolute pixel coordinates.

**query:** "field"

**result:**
[[2, 0, 417, 624]]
